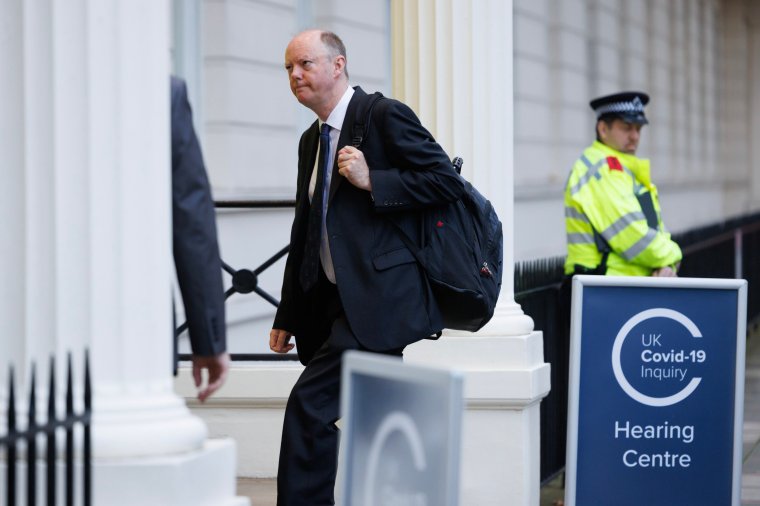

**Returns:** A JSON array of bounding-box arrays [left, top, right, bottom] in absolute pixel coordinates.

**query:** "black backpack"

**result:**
[[353, 92, 503, 332]]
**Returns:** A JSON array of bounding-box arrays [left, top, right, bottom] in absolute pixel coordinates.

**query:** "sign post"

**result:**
[[565, 276, 747, 506], [338, 351, 463, 506]]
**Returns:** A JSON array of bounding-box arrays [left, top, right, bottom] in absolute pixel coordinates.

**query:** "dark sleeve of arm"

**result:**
[[171, 78, 226, 356], [272, 129, 312, 333], [369, 100, 465, 211]]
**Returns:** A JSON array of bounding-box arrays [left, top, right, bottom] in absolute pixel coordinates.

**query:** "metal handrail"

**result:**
[[514, 214, 760, 297], [680, 220, 760, 255]]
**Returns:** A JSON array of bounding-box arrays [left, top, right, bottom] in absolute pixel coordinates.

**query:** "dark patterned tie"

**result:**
[[299, 123, 331, 292]]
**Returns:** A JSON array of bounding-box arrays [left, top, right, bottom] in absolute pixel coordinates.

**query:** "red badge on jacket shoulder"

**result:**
[[607, 156, 623, 172]]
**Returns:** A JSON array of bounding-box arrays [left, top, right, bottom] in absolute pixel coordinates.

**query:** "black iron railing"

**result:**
[[176, 200, 297, 361], [514, 257, 567, 484], [519, 210, 760, 484], [1, 352, 92, 506]]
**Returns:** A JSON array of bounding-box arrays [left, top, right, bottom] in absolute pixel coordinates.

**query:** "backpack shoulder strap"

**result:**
[[352, 91, 385, 148], [349, 92, 426, 262]]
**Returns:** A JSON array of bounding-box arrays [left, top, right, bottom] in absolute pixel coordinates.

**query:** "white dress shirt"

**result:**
[[308, 86, 355, 284]]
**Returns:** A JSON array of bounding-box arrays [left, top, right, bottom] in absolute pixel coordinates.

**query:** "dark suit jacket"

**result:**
[[274, 87, 465, 364], [170, 76, 226, 357]]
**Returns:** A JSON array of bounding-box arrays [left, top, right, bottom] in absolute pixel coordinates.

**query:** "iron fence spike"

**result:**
[[84, 349, 91, 408], [28, 362, 36, 419], [66, 353, 74, 414], [8, 365, 15, 430], [28, 362, 38, 506], [48, 356, 56, 417], [7, 365, 17, 506]]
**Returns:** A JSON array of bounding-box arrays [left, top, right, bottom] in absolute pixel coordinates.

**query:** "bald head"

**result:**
[[284, 30, 349, 120]]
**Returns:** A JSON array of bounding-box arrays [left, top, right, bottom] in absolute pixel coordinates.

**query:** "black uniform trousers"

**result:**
[[276, 269, 402, 505]]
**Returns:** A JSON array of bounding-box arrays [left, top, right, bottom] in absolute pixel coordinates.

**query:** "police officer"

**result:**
[[563, 91, 682, 277]]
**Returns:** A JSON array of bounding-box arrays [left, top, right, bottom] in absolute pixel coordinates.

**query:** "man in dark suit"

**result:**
[[270, 30, 464, 504], [171, 76, 230, 402]]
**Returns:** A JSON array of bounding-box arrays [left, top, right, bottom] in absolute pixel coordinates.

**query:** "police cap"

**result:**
[[589, 91, 649, 125]]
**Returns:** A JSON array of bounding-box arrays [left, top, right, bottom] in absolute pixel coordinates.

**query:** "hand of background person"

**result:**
[[270, 328, 295, 354], [651, 266, 677, 277], [337, 146, 372, 191], [192, 351, 231, 402]]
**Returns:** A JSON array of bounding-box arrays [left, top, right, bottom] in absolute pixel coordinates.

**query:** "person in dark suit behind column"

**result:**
[[270, 30, 465, 505], [171, 75, 229, 402]]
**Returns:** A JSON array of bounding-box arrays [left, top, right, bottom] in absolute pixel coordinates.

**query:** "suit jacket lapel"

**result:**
[[329, 86, 367, 203], [292, 121, 320, 243], [299, 121, 320, 208]]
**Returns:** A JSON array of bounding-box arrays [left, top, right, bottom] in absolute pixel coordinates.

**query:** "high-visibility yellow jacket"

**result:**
[[564, 141, 682, 276]]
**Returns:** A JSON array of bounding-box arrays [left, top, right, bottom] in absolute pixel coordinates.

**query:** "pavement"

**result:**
[[237, 478, 276, 505], [237, 330, 760, 505]]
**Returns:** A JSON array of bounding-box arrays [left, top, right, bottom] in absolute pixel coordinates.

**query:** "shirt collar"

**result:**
[[320, 86, 354, 132]]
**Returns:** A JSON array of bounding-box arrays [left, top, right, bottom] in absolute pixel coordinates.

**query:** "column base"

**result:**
[[93, 390, 209, 458], [479, 299, 536, 336], [459, 399, 543, 505], [95, 438, 249, 506], [405, 331, 550, 506]]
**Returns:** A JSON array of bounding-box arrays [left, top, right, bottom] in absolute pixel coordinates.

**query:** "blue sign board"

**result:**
[[338, 351, 463, 506], [566, 276, 747, 506]]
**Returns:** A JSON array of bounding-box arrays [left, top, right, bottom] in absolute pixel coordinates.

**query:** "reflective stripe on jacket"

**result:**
[[564, 141, 682, 276]]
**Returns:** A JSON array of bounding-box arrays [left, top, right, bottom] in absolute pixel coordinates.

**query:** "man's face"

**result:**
[[598, 118, 643, 154], [284, 32, 342, 113]]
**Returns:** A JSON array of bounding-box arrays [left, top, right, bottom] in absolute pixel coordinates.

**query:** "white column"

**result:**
[[392, 0, 533, 336], [0, 1, 247, 504], [0, 0, 26, 379], [392, 1, 550, 504], [18, 0, 205, 462], [79, 0, 209, 460], [0, 0, 58, 418]]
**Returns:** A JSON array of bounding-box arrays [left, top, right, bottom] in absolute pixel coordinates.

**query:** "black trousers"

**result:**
[[276, 272, 402, 506]]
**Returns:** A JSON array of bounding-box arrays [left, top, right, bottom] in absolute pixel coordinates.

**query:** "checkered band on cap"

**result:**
[[594, 96, 645, 117]]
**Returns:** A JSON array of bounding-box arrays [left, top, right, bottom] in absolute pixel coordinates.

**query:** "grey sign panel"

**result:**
[[338, 351, 464, 506]]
